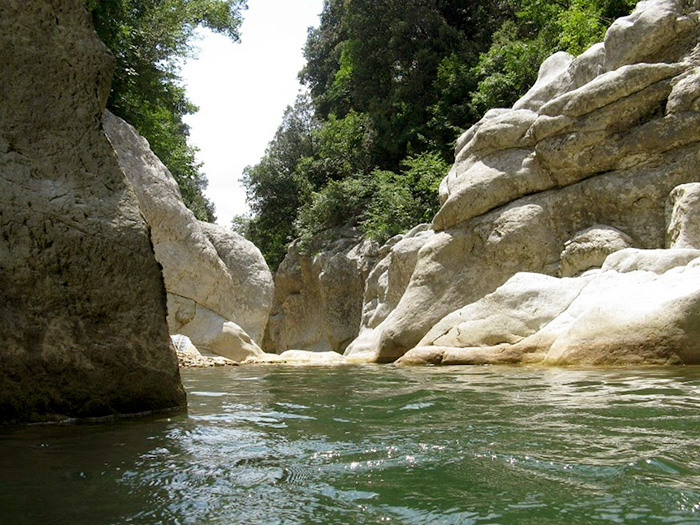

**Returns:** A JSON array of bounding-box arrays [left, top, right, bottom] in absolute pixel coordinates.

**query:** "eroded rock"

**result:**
[[559, 225, 634, 277], [345, 0, 700, 363], [400, 249, 700, 366], [104, 112, 274, 361], [0, 0, 185, 422], [263, 236, 379, 353], [666, 182, 700, 248]]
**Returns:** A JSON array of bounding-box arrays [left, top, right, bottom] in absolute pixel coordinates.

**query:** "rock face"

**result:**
[[263, 236, 379, 353], [0, 0, 185, 422], [667, 183, 700, 248], [104, 112, 274, 362], [171, 335, 235, 368], [559, 225, 634, 277], [345, 0, 700, 363], [400, 248, 700, 366]]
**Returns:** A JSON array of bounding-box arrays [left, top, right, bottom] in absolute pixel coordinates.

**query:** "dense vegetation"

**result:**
[[89, 0, 247, 221], [240, 0, 635, 269]]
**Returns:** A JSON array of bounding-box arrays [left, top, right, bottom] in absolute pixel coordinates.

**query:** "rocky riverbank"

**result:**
[[267, 0, 700, 366], [1, 0, 699, 425]]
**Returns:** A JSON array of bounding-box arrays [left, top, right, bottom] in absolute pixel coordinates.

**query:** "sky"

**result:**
[[181, 0, 324, 226]]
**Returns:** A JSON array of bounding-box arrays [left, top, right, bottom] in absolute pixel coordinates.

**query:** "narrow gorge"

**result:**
[[1, 0, 699, 425]]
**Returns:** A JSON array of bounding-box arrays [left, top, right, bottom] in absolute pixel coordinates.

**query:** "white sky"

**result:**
[[181, 0, 324, 226]]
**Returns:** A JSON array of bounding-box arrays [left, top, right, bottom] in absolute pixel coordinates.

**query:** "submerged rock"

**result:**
[[0, 0, 185, 422], [345, 0, 700, 363], [104, 112, 273, 362]]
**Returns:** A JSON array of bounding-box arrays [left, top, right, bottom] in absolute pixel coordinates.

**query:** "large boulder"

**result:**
[[400, 248, 700, 366], [559, 225, 634, 277], [263, 236, 379, 353], [103, 112, 273, 362], [0, 0, 186, 422], [345, 0, 700, 362]]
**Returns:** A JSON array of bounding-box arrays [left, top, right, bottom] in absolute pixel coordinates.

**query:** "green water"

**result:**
[[1, 365, 700, 524]]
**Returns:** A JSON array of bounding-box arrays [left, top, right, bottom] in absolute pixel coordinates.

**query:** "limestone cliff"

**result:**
[[0, 0, 185, 422], [104, 112, 274, 363], [343, 0, 700, 363], [263, 235, 379, 353], [399, 182, 700, 365]]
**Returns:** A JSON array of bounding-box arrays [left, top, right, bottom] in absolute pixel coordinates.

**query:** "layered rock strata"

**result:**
[[345, 0, 700, 363], [0, 0, 185, 422], [104, 112, 274, 362]]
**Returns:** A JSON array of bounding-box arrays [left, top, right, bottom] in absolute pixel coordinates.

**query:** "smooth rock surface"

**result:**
[[666, 183, 700, 248], [360, 225, 434, 330], [559, 225, 634, 277], [175, 306, 265, 363], [263, 236, 379, 353], [400, 249, 700, 366], [0, 0, 185, 422], [171, 335, 235, 367], [104, 112, 274, 361], [346, 0, 700, 363]]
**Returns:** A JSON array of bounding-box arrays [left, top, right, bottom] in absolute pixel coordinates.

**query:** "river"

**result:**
[[1, 365, 699, 524]]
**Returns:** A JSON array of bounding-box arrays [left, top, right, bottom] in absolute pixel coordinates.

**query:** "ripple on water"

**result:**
[[2, 365, 700, 524]]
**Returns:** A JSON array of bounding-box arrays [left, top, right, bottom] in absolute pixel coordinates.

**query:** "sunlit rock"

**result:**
[[346, 0, 700, 363], [104, 111, 274, 362], [400, 249, 700, 366]]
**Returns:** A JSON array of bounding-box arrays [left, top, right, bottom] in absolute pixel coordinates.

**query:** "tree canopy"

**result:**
[[239, 0, 636, 269], [89, 0, 247, 221]]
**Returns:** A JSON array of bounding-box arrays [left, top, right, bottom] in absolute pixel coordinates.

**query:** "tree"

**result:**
[[89, 0, 247, 221], [240, 95, 321, 268], [300, 0, 510, 167], [470, 0, 636, 115], [243, 0, 637, 267]]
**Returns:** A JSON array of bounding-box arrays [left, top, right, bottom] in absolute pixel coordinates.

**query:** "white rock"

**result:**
[[346, 0, 700, 363], [603, 0, 689, 71], [399, 249, 700, 366], [104, 111, 274, 358], [559, 225, 634, 277], [666, 183, 700, 248], [263, 236, 379, 353], [176, 306, 264, 363]]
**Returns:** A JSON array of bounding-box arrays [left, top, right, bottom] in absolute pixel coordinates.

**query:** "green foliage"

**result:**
[[362, 152, 448, 241], [313, 110, 376, 181], [469, 19, 549, 116], [243, 0, 636, 267], [294, 151, 448, 252], [295, 175, 374, 252], [240, 95, 320, 269], [300, 0, 510, 167], [230, 213, 251, 236], [90, 0, 247, 221], [470, 0, 636, 115]]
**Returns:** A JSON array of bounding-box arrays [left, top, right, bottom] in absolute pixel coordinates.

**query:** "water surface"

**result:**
[[1, 365, 700, 524]]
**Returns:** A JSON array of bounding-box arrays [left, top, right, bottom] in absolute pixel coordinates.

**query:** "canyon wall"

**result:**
[[104, 112, 274, 363], [0, 0, 185, 422], [264, 0, 700, 365], [346, 0, 700, 362]]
